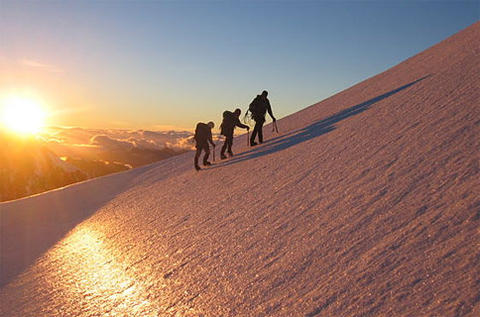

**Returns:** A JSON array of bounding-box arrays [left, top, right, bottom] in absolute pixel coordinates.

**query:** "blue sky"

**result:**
[[0, 0, 478, 129]]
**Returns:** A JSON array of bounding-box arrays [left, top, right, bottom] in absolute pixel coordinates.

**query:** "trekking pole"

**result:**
[[247, 129, 250, 147], [213, 145, 215, 162]]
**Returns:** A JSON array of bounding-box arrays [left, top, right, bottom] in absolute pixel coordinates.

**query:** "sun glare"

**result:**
[[1, 96, 47, 134]]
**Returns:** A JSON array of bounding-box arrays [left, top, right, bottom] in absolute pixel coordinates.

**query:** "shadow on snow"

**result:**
[[214, 75, 429, 169]]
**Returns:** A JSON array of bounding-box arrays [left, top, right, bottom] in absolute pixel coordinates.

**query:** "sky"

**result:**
[[0, 0, 478, 131]]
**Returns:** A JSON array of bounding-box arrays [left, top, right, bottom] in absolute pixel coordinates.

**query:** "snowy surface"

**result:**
[[1, 22, 479, 316]]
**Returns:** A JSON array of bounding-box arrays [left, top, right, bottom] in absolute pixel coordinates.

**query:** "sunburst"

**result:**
[[1, 96, 47, 134]]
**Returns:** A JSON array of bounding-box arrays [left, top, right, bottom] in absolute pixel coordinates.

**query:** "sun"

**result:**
[[1, 96, 47, 134]]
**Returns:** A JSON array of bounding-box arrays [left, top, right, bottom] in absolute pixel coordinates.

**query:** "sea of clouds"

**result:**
[[41, 127, 196, 152]]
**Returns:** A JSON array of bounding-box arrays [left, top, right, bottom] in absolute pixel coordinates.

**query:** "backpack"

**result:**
[[248, 95, 266, 117], [222, 110, 232, 120], [220, 111, 234, 136], [194, 122, 209, 141]]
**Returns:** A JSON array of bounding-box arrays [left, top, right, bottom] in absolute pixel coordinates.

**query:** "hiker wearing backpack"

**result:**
[[248, 90, 276, 146], [220, 108, 249, 159], [194, 121, 215, 171]]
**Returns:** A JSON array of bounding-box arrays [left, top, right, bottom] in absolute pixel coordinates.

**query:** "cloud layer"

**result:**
[[43, 127, 196, 151]]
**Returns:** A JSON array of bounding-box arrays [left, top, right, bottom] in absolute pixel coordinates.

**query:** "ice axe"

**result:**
[[272, 121, 279, 133], [243, 109, 250, 124]]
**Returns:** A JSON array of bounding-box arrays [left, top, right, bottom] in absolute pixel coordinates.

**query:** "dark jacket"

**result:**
[[220, 111, 248, 137], [249, 95, 274, 121], [194, 123, 214, 145]]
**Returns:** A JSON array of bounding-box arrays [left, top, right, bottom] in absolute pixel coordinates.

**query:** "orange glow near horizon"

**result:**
[[1, 95, 47, 135]]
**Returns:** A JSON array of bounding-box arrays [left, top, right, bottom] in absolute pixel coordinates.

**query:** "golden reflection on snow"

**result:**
[[47, 225, 156, 316]]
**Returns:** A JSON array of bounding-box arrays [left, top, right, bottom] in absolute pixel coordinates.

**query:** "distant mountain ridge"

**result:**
[[0, 137, 86, 201], [0, 130, 188, 201]]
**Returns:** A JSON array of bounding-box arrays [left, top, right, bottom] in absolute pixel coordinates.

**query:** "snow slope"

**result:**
[[1, 22, 479, 316]]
